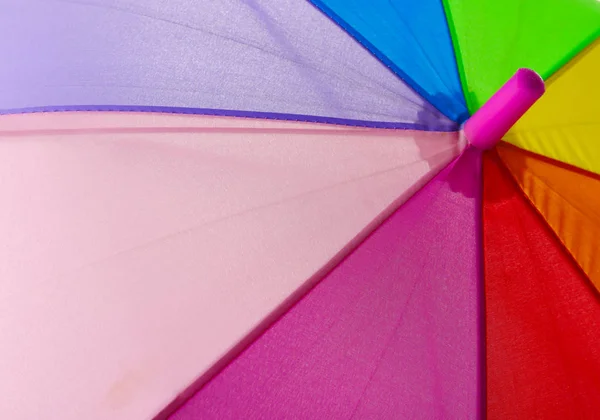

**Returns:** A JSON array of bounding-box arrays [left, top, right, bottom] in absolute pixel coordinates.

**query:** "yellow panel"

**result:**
[[505, 39, 600, 174], [498, 143, 600, 292]]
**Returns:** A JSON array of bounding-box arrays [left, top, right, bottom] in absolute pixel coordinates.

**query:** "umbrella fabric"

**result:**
[[498, 143, 600, 290], [0, 111, 460, 420], [307, 0, 469, 121], [171, 148, 482, 419], [505, 40, 600, 174], [0, 0, 453, 131], [0, 0, 599, 419], [483, 151, 600, 419], [442, 0, 599, 111]]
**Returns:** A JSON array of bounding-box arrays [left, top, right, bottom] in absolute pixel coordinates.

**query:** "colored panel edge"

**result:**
[[483, 151, 600, 419], [498, 142, 600, 295], [172, 148, 484, 419], [505, 39, 600, 174], [308, 0, 469, 123], [442, 0, 600, 113]]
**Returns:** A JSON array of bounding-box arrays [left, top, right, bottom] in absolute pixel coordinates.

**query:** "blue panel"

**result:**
[[309, 0, 469, 123]]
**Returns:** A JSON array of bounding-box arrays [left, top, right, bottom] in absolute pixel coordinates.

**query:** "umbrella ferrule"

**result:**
[[463, 68, 545, 150]]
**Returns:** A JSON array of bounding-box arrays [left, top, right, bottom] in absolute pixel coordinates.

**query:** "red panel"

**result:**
[[483, 151, 600, 419]]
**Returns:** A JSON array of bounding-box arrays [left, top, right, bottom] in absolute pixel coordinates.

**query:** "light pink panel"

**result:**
[[0, 112, 462, 420]]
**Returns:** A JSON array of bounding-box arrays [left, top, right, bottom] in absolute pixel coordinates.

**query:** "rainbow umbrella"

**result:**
[[0, 1, 598, 419]]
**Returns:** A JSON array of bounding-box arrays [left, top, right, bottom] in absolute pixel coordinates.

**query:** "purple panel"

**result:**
[[170, 147, 484, 419], [0, 0, 455, 131]]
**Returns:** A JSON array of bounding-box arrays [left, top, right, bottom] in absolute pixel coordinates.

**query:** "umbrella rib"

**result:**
[[386, 0, 462, 103], [493, 153, 592, 283], [347, 253, 427, 419], [47, 0, 450, 125], [57, 146, 457, 278], [50, 0, 432, 119], [500, 155, 600, 223], [504, 122, 600, 134], [237, 1, 431, 108]]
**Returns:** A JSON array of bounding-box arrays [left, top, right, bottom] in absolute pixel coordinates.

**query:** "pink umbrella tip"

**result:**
[[463, 68, 545, 150]]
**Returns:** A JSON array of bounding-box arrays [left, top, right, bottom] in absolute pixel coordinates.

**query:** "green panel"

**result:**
[[442, 0, 600, 112]]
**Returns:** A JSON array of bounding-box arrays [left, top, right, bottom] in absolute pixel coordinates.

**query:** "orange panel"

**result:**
[[497, 142, 600, 292]]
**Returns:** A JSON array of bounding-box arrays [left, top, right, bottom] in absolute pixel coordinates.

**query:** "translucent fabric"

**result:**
[[443, 0, 600, 111], [0, 0, 455, 131], [498, 143, 600, 294], [172, 148, 483, 419], [505, 40, 600, 174], [1, 1, 598, 419], [0, 112, 462, 420], [309, 0, 468, 122], [483, 152, 600, 419]]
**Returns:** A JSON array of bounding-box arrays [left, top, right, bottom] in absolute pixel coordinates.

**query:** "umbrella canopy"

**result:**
[[0, 1, 598, 419]]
